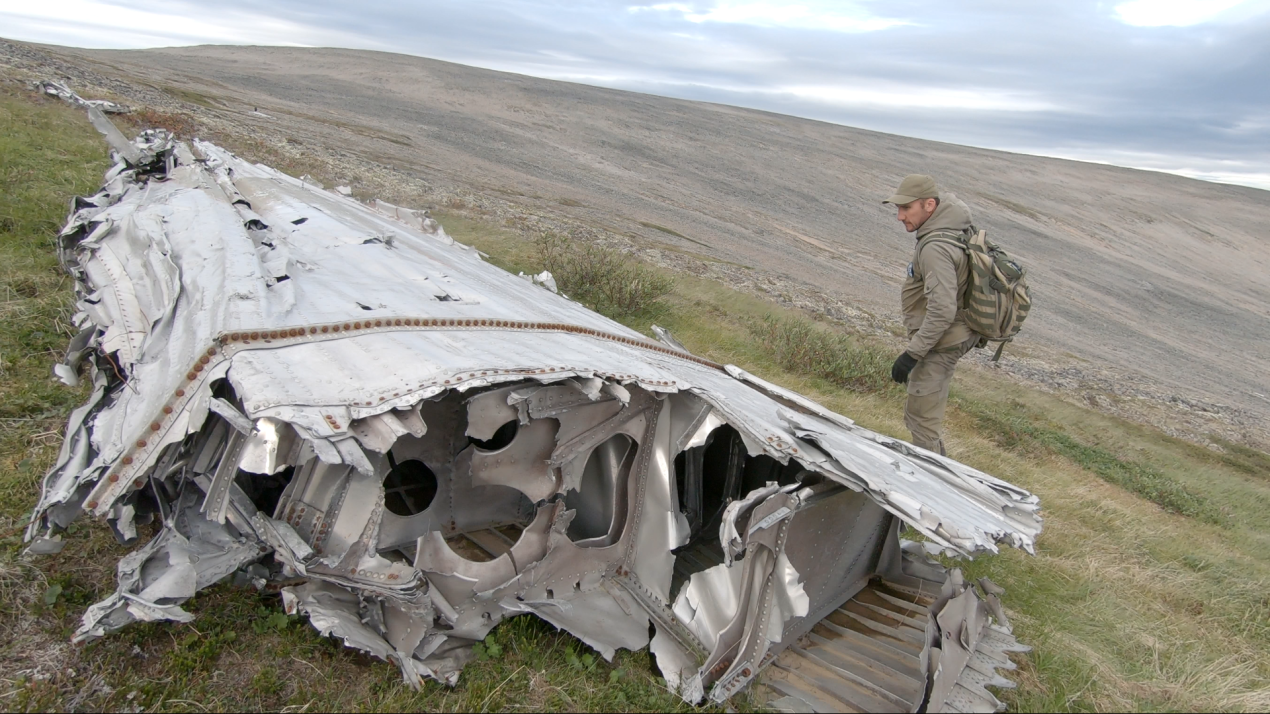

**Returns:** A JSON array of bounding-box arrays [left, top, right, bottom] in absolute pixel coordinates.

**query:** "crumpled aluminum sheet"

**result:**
[[24, 119, 1041, 708], [31, 80, 130, 114]]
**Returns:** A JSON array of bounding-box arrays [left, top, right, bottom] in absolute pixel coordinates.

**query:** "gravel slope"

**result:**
[[4, 40, 1267, 446]]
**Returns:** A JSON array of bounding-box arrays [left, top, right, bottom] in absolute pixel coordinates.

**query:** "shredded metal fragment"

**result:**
[[31, 79, 130, 113], [26, 113, 1043, 710]]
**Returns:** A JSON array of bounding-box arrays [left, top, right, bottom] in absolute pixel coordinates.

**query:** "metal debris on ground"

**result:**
[[25, 110, 1043, 711], [30, 79, 129, 114]]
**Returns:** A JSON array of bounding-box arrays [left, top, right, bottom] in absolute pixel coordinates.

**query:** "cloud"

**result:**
[[1114, 0, 1256, 27], [0, 0, 379, 49], [632, 1, 909, 33], [1028, 146, 1270, 190], [773, 84, 1061, 113]]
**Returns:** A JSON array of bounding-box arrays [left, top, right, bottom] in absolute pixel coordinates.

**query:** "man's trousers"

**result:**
[[904, 336, 980, 455]]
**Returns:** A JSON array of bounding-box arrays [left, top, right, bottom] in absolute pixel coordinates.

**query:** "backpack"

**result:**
[[925, 228, 1032, 361]]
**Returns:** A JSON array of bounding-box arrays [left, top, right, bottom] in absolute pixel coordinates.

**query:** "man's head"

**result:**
[[883, 174, 941, 233]]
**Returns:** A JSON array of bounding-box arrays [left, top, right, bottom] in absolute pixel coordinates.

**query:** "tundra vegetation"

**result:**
[[2, 84, 1269, 712]]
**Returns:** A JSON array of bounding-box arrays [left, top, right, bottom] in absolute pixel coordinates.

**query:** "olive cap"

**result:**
[[883, 174, 939, 205]]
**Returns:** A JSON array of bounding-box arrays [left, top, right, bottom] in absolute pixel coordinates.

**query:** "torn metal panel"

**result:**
[[76, 486, 265, 642], [27, 116, 1040, 710], [469, 418, 559, 503], [924, 572, 1031, 713], [517, 270, 559, 293], [87, 106, 145, 166], [32, 80, 129, 113], [239, 418, 301, 474]]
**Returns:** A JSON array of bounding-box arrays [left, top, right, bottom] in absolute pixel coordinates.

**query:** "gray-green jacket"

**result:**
[[900, 195, 975, 358]]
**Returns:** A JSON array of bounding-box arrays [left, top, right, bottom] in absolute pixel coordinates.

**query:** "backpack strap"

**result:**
[[990, 338, 1009, 362], [916, 229, 969, 255], [916, 230, 973, 308]]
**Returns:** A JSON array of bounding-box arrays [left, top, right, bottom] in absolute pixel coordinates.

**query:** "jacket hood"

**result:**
[[916, 192, 973, 239]]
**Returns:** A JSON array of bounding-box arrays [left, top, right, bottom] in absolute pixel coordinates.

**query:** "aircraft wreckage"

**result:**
[[27, 108, 1042, 712]]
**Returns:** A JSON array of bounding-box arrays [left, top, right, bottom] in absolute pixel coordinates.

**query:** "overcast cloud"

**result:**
[[2, 0, 1268, 189]]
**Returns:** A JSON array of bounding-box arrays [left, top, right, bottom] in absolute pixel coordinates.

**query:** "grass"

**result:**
[[157, 85, 225, 110], [0, 84, 104, 516], [13, 583, 701, 712], [955, 396, 1227, 524], [744, 314, 894, 393], [637, 221, 687, 240], [4, 83, 1270, 712], [535, 232, 675, 318], [1208, 437, 1270, 480]]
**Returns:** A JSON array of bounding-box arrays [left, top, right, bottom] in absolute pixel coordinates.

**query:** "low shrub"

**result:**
[[745, 314, 893, 393], [536, 233, 673, 317]]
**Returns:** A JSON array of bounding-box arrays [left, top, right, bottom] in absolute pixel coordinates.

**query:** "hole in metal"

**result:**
[[469, 419, 518, 451], [382, 459, 438, 517], [564, 433, 635, 546]]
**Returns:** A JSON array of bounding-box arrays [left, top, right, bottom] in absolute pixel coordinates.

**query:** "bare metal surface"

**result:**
[[30, 79, 129, 113], [25, 116, 1041, 707]]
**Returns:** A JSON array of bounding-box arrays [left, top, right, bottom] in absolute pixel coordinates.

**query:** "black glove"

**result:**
[[891, 351, 919, 384]]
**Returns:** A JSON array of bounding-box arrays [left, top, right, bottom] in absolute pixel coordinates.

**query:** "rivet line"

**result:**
[[86, 315, 713, 517], [218, 316, 721, 369]]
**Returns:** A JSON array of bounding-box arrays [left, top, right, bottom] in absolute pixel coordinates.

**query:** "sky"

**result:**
[[2, 0, 1269, 190]]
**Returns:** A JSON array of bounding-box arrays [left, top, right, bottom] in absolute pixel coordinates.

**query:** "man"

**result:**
[[882, 174, 981, 456]]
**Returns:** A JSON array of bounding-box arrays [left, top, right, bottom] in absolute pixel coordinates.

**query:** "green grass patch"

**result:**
[[536, 232, 675, 318], [957, 397, 1227, 525], [158, 85, 225, 109], [745, 313, 894, 393], [637, 220, 687, 239], [0, 84, 107, 518], [1209, 436, 1270, 480]]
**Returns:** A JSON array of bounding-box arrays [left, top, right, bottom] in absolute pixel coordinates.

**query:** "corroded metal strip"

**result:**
[[217, 317, 722, 370], [614, 572, 709, 660], [759, 577, 1026, 713], [84, 343, 228, 513]]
